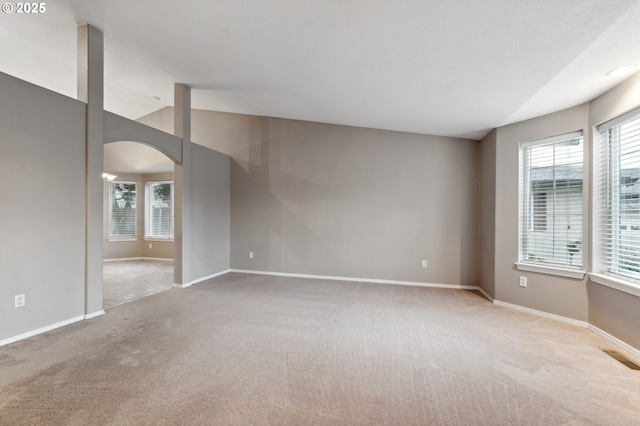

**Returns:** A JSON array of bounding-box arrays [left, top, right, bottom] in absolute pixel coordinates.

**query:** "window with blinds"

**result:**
[[109, 182, 137, 239], [519, 132, 584, 268], [146, 181, 174, 239], [598, 109, 640, 281]]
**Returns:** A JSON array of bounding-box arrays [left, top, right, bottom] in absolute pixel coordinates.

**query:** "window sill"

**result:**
[[107, 238, 138, 242], [143, 238, 174, 242], [515, 262, 585, 279], [589, 273, 640, 299]]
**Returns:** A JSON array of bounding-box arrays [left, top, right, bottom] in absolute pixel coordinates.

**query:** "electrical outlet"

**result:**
[[149, 243, 152, 249], [249, 251, 254, 259], [15, 294, 25, 308], [422, 260, 428, 268], [519, 276, 527, 288]]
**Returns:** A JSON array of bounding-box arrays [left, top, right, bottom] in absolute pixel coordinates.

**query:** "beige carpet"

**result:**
[[103, 260, 174, 309], [1, 273, 639, 425]]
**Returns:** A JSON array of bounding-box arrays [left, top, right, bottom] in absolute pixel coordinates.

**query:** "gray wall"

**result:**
[[143, 108, 480, 286], [493, 104, 590, 321], [0, 72, 86, 339], [230, 118, 479, 284], [187, 144, 231, 281], [1, 72, 231, 343], [479, 129, 497, 297], [138, 109, 233, 282]]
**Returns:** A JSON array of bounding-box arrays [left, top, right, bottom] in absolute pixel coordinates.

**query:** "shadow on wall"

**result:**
[[231, 119, 348, 275], [230, 117, 479, 285]]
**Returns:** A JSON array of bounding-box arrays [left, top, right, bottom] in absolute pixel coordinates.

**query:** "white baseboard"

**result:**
[[0, 315, 84, 347], [476, 287, 494, 302], [588, 324, 640, 363], [491, 299, 640, 362], [85, 310, 106, 320], [174, 269, 232, 289], [492, 299, 589, 328], [103, 257, 173, 262], [229, 269, 479, 291]]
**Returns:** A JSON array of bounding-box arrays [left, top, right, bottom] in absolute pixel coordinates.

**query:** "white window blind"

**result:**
[[109, 182, 137, 239], [519, 132, 584, 268], [146, 181, 174, 239], [599, 111, 640, 281]]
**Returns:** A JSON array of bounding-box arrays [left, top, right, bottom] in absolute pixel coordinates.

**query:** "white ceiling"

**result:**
[[1, 0, 639, 140]]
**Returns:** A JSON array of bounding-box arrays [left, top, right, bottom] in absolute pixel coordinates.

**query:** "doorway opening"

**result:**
[[102, 141, 176, 309]]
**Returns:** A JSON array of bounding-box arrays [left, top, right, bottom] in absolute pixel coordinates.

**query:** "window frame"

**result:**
[[144, 180, 174, 241], [594, 108, 640, 287], [108, 181, 138, 241], [517, 131, 585, 278]]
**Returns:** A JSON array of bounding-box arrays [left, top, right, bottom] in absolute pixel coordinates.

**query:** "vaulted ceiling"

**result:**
[[1, 0, 639, 140]]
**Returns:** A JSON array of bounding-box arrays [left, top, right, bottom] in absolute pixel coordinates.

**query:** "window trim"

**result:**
[[516, 262, 585, 279], [518, 130, 585, 271], [108, 181, 138, 241], [594, 108, 640, 284], [145, 180, 174, 241], [589, 273, 640, 299]]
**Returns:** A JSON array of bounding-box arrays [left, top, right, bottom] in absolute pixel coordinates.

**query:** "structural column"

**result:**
[[174, 84, 191, 286], [78, 24, 105, 317]]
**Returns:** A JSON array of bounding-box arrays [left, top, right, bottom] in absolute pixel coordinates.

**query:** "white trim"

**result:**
[[84, 310, 106, 320], [145, 180, 174, 240], [588, 324, 640, 363], [515, 262, 585, 279], [103, 257, 174, 262], [108, 180, 138, 240], [143, 238, 174, 242], [107, 238, 138, 242], [174, 269, 232, 288], [229, 269, 479, 290], [494, 299, 640, 362], [0, 315, 84, 347], [493, 299, 589, 328], [597, 105, 640, 132], [519, 130, 583, 148], [589, 273, 640, 299], [476, 287, 494, 302]]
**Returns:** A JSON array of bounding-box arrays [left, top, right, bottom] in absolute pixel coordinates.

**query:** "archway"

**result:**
[[102, 141, 177, 308]]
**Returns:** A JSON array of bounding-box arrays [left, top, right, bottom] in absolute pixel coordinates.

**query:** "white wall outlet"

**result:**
[[149, 243, 152, 249], [249, 251, 254, 259], [519, 276, 527, 288], [15, 294, 25, 308], [422, 260, 428, 268]]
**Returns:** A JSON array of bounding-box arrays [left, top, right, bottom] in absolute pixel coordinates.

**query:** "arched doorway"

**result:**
[[102, 141, 176, 308]]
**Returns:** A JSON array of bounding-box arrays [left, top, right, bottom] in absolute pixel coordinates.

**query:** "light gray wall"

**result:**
[[587, 72, 640, 350], [0, 72, 86, 340], [104, 111, 182, 164], [479, 129, 497, 297], [187, 144, 231, 280], [138, 107, 232, 282], [493, 104, 590, 321], [155, 108, 480, 285], [231, 118, 479, 284]]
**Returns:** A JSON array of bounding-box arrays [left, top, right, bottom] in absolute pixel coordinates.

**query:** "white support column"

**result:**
[[174, 84, 191, 286], [78, 24, 105, 317]]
